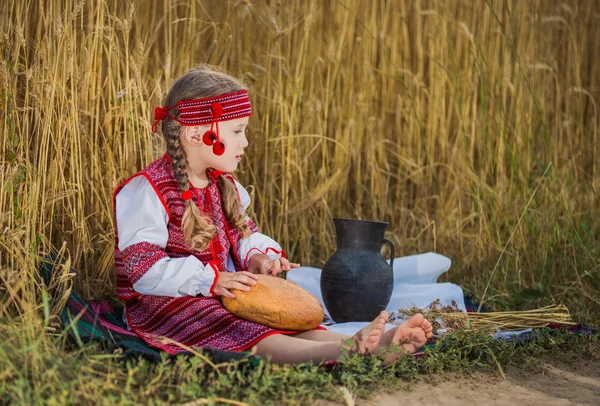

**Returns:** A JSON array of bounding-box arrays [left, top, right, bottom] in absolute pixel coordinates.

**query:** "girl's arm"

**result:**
[[116, 176, 218, 297]]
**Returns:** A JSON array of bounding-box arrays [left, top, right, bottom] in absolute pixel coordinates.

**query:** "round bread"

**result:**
[[221, 274, 324, 331]]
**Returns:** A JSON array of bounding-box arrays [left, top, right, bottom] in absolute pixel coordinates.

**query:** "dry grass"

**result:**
[[396, 301, 576, 333], [0, 0, 598, 387]]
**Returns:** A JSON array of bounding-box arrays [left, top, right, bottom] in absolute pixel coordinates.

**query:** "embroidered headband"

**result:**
[[152, 89, 252, 133]]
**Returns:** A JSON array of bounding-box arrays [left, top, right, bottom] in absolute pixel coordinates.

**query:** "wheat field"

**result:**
[[1, 0, 598, 326]]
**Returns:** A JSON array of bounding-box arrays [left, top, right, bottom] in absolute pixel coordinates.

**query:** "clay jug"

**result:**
[[320, 218, 395, 322]]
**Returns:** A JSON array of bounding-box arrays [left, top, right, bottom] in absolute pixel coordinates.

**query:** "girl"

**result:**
[[113, 65, 432, 365]]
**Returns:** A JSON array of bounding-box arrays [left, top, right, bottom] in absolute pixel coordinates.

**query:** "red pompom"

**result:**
[[210, 102, 223, 119], [203, 131, 217, 146], [213, 142, 225, 156]]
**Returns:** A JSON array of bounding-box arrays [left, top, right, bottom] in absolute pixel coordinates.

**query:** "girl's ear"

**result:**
[[183, 126, 203, 146]]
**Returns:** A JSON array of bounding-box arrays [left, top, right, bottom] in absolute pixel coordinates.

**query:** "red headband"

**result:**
[[152, 90, 252, 133]]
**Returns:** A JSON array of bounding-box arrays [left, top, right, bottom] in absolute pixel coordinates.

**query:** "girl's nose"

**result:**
[[240, 133, 249, 148]]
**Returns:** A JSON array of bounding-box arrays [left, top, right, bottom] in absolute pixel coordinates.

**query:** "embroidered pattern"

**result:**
[[114, 242, 169, 300], [113, 154, 296, 352]]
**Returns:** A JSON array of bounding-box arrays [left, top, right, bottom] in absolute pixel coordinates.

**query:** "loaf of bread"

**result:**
[[221, 274, 324, 331]]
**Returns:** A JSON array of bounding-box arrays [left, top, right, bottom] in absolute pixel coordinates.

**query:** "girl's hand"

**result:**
[[247, 253, 301, 276], [213, 271, 258, 299]]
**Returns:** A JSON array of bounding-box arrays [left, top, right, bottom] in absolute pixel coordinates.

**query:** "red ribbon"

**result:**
[[152, 106, 172, 133], [208, 169, 226, 182]]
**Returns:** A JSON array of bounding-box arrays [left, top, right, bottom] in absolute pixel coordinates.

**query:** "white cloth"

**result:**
[[286, 252, 465, 336], [388, 252, 452, 285], [115, 176, 283, 298]]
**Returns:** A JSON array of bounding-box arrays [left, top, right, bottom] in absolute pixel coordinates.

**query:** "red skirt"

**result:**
[[125, 295, 299, 354]]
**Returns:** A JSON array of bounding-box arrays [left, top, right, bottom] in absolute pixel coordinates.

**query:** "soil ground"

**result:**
[[314, 357, 600, 405]]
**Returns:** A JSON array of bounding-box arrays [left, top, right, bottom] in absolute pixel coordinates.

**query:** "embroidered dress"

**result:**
[[113, 153, 297, 353]]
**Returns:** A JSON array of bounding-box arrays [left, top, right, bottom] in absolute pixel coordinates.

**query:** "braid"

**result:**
[[164, 119, 216, 252], [217, 175, 251, 238], [166, 132, 188, 190]]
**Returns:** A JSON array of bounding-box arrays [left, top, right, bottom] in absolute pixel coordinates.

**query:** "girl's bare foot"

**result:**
[[380, 313, 433, 356], [346, 311, 389, 355]]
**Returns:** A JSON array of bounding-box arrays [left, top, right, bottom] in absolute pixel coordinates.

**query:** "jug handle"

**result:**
[[382, 237, 395, 269]]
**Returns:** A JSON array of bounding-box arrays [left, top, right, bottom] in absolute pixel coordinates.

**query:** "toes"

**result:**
[[421, 319, 433, 338], [378, 311, 390, 322], [407, 313, 424, 327], [370, 324, 385, 335]]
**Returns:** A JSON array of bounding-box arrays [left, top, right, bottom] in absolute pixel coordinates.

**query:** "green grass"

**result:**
[[1, 317, 597, 405], [1, 0, 599, 404]]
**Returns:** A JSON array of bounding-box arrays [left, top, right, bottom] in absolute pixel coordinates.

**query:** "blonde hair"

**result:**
[[159, 65, 251, 252]]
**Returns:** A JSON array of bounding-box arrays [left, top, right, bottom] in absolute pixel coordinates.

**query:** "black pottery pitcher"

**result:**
[[320, 218, 395, 322]]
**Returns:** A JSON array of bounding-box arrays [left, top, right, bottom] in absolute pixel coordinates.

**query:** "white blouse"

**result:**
[[115, 175, 283, 298]]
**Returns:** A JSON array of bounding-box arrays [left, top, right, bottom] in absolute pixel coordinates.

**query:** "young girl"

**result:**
[[113, 65, 433, 365]]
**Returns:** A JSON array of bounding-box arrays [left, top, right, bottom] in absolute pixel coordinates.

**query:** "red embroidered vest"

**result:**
[[113, 153, 257, 300]]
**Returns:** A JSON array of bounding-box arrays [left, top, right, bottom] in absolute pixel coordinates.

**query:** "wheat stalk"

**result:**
[[395, 304, 576, 332]]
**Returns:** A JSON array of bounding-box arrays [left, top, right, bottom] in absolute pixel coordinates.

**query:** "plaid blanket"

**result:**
[[41, 253, 258, 365]]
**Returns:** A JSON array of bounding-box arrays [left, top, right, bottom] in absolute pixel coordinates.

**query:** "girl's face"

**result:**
[[183, 116, 250, 174]]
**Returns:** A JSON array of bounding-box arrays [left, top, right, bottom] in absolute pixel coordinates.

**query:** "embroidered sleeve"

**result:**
[[237, 233, 285, 269], [115, 176, 218, 297]]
